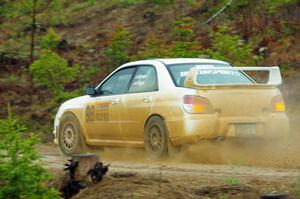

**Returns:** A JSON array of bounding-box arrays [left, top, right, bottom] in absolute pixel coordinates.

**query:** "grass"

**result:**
[[0, 72, 29, 87], [131, 193, 141, 199], [296, 174, 300, 196], [218, 196, 229, 199], [225, 160, 242, 186]]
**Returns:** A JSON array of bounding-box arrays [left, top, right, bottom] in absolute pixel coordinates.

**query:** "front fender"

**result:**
[[53, 95, 91, 144]]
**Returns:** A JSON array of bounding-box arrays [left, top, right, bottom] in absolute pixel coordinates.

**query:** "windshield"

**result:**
[[166, 63, 254, 86]]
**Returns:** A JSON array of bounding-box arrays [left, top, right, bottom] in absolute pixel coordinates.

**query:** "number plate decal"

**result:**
[[235, 124, 256, 137]]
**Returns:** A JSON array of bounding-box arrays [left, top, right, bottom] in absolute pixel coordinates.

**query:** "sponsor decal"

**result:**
[[131, 74, 147, 86], [95, 102, 110, 121], [86, 102, 110, 122], [85, 103, 95, 122], [180, 71, 189, 77], [198, 69, 241, 76]]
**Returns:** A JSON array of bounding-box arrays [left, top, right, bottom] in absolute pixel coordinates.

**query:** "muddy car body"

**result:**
[[53, 58, 289, 158]]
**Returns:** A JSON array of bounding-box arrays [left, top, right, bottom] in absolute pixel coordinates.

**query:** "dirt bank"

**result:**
[[39, 142, 300, 198]]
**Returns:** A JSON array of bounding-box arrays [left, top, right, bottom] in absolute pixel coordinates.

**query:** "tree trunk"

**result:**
[[30, 0, 37, 64]]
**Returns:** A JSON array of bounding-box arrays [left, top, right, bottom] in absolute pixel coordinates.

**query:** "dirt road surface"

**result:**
[[39, 141, 300, 199]]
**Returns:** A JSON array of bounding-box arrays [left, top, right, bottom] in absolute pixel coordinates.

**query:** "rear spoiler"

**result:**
[[184, 66, 282, 88]]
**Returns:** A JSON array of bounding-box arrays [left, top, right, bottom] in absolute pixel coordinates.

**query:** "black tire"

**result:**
[[58, 113, 87, 156], [144, 116, 169, 159]]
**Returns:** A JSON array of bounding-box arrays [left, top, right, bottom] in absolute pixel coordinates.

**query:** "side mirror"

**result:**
[[84, 85, 96, 96]]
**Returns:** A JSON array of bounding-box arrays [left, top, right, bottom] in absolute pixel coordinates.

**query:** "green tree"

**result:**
[[135, 35, 167, 59], [0, 0, 65, 63], [103, 27, 132, 68], [0, 105, 60, 198], [145, 0, 173, 4], [168, 17, 202, 58], [40, 28, 61, 50], [205, 26, 260, 66], [29, 50, 79, 93]]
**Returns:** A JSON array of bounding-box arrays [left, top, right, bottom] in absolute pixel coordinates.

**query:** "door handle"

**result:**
[[111, 98, 119, 105], [143, 96, 152, 103]]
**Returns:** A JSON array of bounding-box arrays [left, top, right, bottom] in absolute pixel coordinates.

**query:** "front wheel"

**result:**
[[144, 116, 169, 159], [58, 113, 87, 156]]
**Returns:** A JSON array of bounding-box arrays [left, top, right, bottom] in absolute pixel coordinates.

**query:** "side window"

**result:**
[[128, 66, 158, 93], [99, 67, 135, 95]]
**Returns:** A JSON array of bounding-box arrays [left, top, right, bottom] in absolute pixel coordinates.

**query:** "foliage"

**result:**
[[225, 160, 241, 185], [54, 90, 81, 103], [79, 65, 99, 83], [205, 26, 261, 66], [266, 0, 299, 12], [0, 105, 60, 199], [147, 0, 172, 3], [168, 17, 202, 58], [48, 0, 68, 26], [119, 0, 196, 6], [136, 17, 203, 59], [172, 17, 195, 42], [2, 72, 29, 87], [0, 0, 66, 62], [296, 174, 300, 197], [103, 27, 132, 68], [168, 41, 201, 58], [5, 0, 65, 19], [218, 196, 229, 199], [29, 50, 79, 93], [120, 0, 172, 6], [212, 0, 300, 14], [69, 0, 97, 11], [134, 36, 167, 59], [119, 0, 144, 5], [40, 28, 61, 50]]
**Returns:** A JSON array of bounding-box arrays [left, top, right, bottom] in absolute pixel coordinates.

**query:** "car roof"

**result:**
[[120, 58, 230, 69], [154, 58, 229, 65]]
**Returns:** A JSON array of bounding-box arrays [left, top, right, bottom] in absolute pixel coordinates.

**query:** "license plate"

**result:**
[[235, 123, 256, 137]]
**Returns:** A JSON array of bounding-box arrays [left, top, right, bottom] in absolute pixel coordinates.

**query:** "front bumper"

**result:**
[[53, 127, 58, 144]]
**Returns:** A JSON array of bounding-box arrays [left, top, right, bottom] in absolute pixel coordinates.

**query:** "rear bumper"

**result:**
[[168, 113, 290, 146]]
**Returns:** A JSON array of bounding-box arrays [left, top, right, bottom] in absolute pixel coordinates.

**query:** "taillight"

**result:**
[[183, 95, 214, 114], [270, 95, 286, 112]]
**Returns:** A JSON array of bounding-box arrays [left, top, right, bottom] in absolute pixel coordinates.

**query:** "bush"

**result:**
[[296, 174, 300, 197], [225, 160, 241, 186], [29, 50, 79, 93], [168, 17, 202, 58], [134, 36, 168, 59], [172, 17, 195, 42], [0, 105, 60, 198], [54, 90, 81, 103], [205, 26, 261, 66], [40, 28, 61, 50], [103, 27, 132, 68], [50, 15, 68, 26]]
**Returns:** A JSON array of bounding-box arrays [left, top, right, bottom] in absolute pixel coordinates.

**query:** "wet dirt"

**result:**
[[38, 139, 300, 199]]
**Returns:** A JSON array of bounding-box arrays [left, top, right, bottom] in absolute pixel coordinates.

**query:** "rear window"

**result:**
[[166, 63, 253, 86]]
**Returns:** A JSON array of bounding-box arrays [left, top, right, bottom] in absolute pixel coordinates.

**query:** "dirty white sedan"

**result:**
[[53, 58, 289, 158]]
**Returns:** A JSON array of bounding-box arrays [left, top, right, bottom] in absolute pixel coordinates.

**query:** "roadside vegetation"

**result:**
[[297, 174, 300, 197], [0, 0, 299, 196], [0, 1, 299, 198], [0, 105, 60, 198], [225, 160, 242, 186], [1, 0, 299, 139]]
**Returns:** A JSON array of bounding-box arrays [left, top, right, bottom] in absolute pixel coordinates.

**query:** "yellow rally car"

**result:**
[[53, 58, 289, 158]]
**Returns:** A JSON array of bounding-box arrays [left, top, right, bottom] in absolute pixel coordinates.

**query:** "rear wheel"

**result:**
[[144, 116, 168, 159], [58, 113, 87, 155]]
